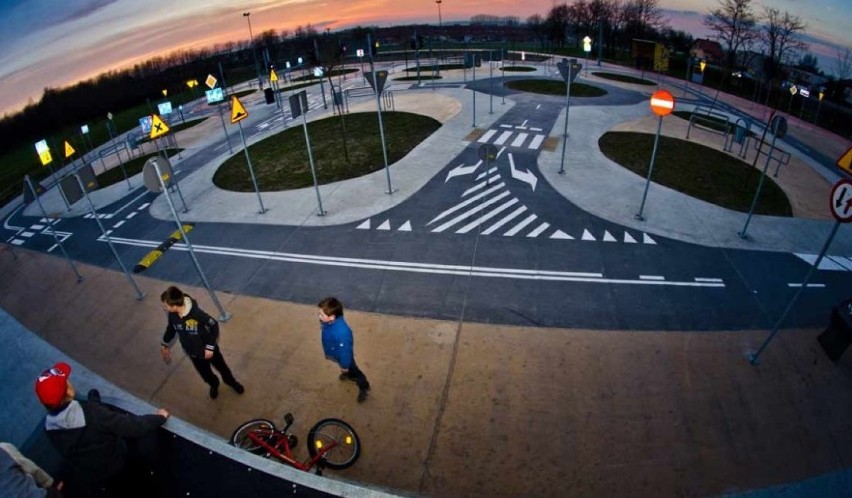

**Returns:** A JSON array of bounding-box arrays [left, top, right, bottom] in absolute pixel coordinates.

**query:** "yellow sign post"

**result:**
[[270, 69, 279, 82], [64, 141, 76, 158], [230, 96, 248, 124], [150, 114, 170, 139]]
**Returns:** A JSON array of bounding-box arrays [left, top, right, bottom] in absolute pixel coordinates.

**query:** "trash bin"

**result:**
[[734, 124, 747, 144], [264, 87, 275, 104], [817, 299, 852, 361]]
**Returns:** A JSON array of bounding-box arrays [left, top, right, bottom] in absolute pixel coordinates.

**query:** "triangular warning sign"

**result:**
[[838, 146, 852, 175], [64, 141, 76, 158], [230, 95, 248, 124], [270, 69, 279, 82], [150, 114, 170, 139]]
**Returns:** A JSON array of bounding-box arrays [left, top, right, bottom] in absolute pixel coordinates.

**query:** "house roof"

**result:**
[[692, 39, 724, 59]]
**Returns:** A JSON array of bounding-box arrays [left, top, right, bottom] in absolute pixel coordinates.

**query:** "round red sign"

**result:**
[[650, 90, 675, 116]]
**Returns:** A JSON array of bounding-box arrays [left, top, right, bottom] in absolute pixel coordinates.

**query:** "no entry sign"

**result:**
[[650, 90, 675, 116]]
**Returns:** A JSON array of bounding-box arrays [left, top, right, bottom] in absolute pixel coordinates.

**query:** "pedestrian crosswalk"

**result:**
[[476, 128, 547, 150]]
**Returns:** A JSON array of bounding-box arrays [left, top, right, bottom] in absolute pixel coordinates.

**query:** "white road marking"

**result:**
[[527, 134, 545, 149], [478, 129, 498, 142], [511, 133, 528, 147], [429, 183, 506, 225], [526, 222, 550, 238], [99, 235, 725, 287], [457, 198, 519, 234], [494, 131, 512, 145], [482, 206, 527, 235], [504, 214, 537, 236], [432, 191, 512, 232]]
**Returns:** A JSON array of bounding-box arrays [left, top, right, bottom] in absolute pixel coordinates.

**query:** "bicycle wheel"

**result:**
[[307, 418, 361, 469], [230, 419, 275, 455]]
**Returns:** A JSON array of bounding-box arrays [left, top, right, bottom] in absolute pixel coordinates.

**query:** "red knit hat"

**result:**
[[35, 362, 72, 408]]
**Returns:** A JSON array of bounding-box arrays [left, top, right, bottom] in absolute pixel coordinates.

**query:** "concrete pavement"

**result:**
[[3, 61, 852, 497]]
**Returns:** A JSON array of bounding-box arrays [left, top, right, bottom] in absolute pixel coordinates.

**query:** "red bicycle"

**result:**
[[230, 412, 361, 474]]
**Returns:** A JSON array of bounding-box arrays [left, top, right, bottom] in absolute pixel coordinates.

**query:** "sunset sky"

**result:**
[[0, 0, 850, 117]]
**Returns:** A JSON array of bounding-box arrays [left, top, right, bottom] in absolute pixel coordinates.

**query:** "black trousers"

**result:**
[[189, 347, 238, 387], [344, 358, 370, 392]]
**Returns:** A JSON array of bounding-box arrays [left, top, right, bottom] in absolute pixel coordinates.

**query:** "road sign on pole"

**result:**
[[205, 74, 218, 89], [64, 141, 76, 158], [830, 178, 852, 222], [230, 95, 248, 123], [649, 90, 675, 116], [837, 146, 852, 175], [149, 114, 170, 139]]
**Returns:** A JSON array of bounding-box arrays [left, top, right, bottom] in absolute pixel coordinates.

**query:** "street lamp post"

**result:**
[[436, 0, 442, 27], [243, 12, 264, 90], [435, 0, 443, 71]]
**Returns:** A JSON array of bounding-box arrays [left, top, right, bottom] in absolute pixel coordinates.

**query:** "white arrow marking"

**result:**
[[508, 153, 537, 191], [445, 159, 482, 182]]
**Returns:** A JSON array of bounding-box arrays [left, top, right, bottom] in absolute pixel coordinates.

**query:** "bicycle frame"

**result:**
[[246, 427, 339, 472]]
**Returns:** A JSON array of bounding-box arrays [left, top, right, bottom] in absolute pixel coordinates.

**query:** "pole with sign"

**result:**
[[149, 115, 189, 212], [557, 59, 582, 174], [749, 177, 852, 365], [290, 90, 325, 216], [583, 36, 592, 75], [143, 158, 230, 322], [230, 96, 267, 214], [739, 114, 787, 239], [366, 33, 395, 195], [635, 90, 675, 220], [73, 173, 144, 300], [24, 175, 83, 282]]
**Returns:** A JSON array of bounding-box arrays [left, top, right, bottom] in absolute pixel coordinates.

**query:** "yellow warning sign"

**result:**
[[270, 69, 279, 82], [64, 141, 76, 158], [230, 95, 248, 124], [39, 151, 52, 166], [838, 146, 852, 175], [150, 114, 170, 139]]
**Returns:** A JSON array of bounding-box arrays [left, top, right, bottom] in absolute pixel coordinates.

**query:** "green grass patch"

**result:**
[[599, 131, 791, 216], [672, 111, 757, 138], [95, 149, 181, 188], [500, 66, 536, 72], [214, 112, 440, 191], [505, 79, 607, 97], [591, 72, 656, 86]]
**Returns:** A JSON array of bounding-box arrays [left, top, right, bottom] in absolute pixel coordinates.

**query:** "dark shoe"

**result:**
[[209, 384, 219, 399], [230, 382, 245, 394], [87, 389, 101, 402], [357, 390, 369, 403]]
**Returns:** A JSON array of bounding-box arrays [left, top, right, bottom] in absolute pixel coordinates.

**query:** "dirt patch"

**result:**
[[610, 115, 832, 220]]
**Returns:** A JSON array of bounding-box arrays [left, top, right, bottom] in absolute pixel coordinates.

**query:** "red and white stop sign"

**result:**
[[650, 90, 675, 116]]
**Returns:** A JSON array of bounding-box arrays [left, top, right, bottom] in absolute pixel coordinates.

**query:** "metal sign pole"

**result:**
[[472, 56, 476, 127], [236, 120, 267, 214], [73, 174, 144, 300], [749, 220, 841, 365], [25, 175, 83, 282], [216, 102, 233, 153], [635, 115, 664, 221], [366, 38, 394, 195], [152, 161, 230, 322], [299, 98, 326, 216], [489, 51, 494, 114], [558, 64, 574, 175], [502, 48, 506, 105], [739, 125, 781, 239]]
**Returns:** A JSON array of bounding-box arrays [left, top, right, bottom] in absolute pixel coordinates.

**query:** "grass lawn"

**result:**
[[591, 72, 656, 85], [213, 112, 441, 191], [505, 79, 607, 97], [95, 149, 181, 188], [599, 131, 792, 216]]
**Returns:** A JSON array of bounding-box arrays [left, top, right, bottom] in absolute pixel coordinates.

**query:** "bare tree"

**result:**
[[545, 3, 571, 48], [623, 0, 667, 40], [704, 0, 758, 81], [527, 14, 547, 50], [759, 7, 808, 82], [834, 47, 852, 81]]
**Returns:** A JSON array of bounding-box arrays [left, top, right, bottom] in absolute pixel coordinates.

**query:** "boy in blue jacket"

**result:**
[[318, 297, 371, 403]]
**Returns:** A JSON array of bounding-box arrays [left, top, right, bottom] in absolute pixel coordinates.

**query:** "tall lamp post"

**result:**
[[435, 0, 443, 69], [436, 0, 442, 27], [243, 12, 264, 90]]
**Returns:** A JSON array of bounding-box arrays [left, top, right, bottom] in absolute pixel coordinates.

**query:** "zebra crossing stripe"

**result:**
[[511, 133, 528, 148], [20, 232, 34, 238], [482, 205, 527, 235], [432, 191, 512, 233], [11, 239, 24, 246], [504, 214, 537, 236], [527, 135, 545, 149], [457, 198, 519, 234], [527, 222, 550, 237], [828, 256, 852, 270], [494, 131, 512, 145], [428, 183, 506, 225], [463, 175, 500, 197], [478, 129, 498, 143]]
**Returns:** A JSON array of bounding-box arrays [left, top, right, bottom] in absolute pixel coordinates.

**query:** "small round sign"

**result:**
[[649, 90, 675, 116], [829, 178, 852, 223], [142, 157, 174, 194]]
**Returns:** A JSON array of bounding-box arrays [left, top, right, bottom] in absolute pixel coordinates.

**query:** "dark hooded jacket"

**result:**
[[45, 399, 166, 484]]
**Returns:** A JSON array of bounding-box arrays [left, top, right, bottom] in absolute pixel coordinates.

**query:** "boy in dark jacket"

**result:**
[[160, 285, 244, 399], [318, 297, 371, 402], [35, 362, 168, 497]]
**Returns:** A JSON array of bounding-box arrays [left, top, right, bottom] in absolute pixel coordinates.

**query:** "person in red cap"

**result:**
[[35, 362, 169, 498]]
